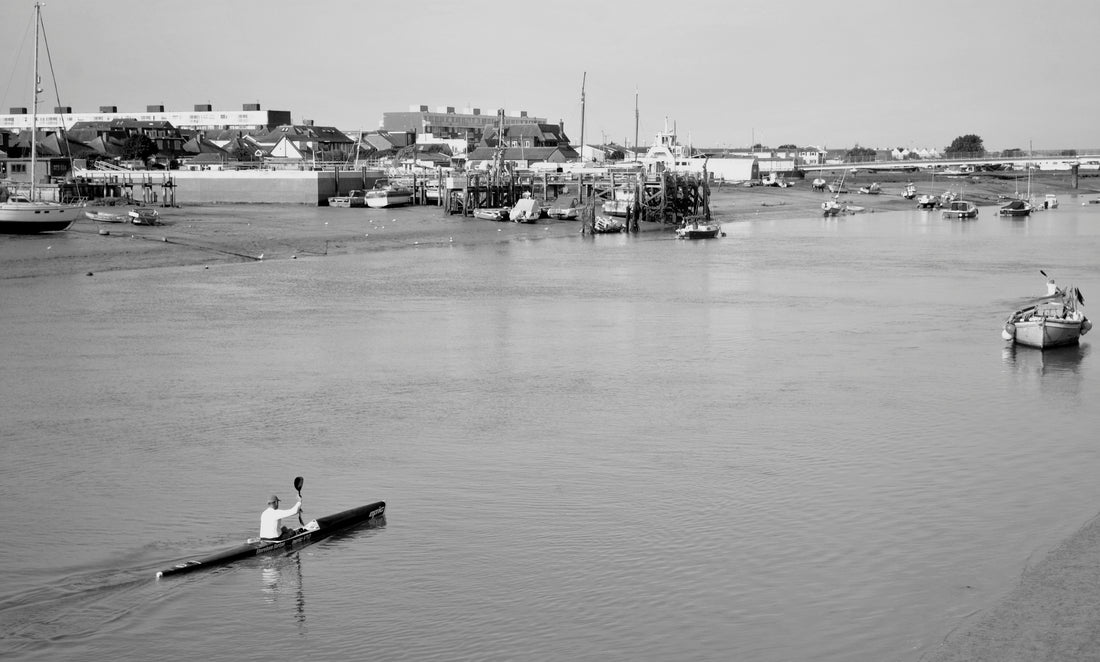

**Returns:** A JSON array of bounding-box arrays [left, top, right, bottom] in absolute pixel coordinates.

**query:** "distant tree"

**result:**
[[1002, 148, 1024, 158], [944, 134, 985, 157], [777, 143, 798, 150], [845, 145, 876, 162], [121, 134, 158, 161], [1061, 149, 1078, 157]]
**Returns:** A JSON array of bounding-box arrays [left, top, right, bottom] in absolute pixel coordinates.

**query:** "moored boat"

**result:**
[[547, 198, 580, 220], [364, 186, 413, 208], [0, 5, 84, 234], [472, 207, 509, 221], [1001, 277, 1090, 349], [328, 190, 367, 207], [592, 215, 625, 233], [85, 210, 128, 223], [941, 200, 978, 219], [156, 500, 386, 578], [998, 199, 1032, 217], [129, 207, 160, 225], [676, 219, 721, 239]]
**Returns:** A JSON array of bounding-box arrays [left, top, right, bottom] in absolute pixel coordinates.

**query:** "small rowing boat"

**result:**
[[155, 500, 385, 578]]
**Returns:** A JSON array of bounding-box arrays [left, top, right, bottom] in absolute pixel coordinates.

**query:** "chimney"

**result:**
[[9, 107, 27, 114], [243, 103, 261, 111], [54, 106, 72, 114], [473, 108, 481, 116], [99, 105, 117, 113], [146, 105, 165, 112], [194, 104, 212, 112]]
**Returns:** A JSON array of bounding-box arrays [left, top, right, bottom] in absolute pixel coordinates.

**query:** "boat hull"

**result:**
[[676, 224, 721, 239], [365, 191, 412, 208], [155, 500, 386, 578], [1009, 318, 1084, 349], [0, 203, 83, 233]]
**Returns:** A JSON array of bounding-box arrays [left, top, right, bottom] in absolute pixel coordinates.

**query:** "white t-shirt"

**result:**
[[259, 501, 301, 539]]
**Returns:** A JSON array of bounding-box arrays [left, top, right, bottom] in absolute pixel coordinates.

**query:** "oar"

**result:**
[[294, 476, 304, 526]]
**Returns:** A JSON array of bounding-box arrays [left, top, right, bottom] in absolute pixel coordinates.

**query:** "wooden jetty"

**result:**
[[412, 165, 711, 233]]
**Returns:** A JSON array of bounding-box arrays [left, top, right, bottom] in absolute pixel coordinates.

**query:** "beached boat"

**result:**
[[547, 198, 580, 220], [592, 215, 625, 233], [0, 5, 84, 234], [156, 500, 386, 578], [858, 182, 881, 195], [129, 207, 160, 225], [472, 207, 509, 221], [364, 186, 413, 208], [676, 220, 722, 239], [1002, 278, 1090, 349], [916, 194, 940, 209], [85, 210, 128, 223], [998, 199, 1032, 217], [941, 200, 978, 219], [328, 190, 367, 207], [811, 178, 827, 191], [903, 183, 917, 199], [822, 198, 843, 216], [509, 194, 541, 223], [827, 179, 849, 194]]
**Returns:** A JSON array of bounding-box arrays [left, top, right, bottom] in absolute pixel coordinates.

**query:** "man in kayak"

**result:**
[[260, 494, 302, 541]]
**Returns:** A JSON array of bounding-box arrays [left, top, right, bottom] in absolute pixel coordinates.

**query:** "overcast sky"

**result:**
[[2, 0, 1097, 151]]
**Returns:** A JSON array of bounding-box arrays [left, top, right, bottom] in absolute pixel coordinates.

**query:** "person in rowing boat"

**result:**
[[260, 494, 302, 541]]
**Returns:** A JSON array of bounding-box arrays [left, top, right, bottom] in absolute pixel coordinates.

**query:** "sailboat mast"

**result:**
[[579, 72, 586, 161], [30, 2, 41, 199], [634, 87, 639, 162]]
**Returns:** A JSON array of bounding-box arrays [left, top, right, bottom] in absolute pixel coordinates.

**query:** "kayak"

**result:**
[[155, 500, 385, 579]]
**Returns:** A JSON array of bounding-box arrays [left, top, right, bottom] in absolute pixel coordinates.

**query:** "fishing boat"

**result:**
[[156, 500, 386, 578], [941, 200, 978, 219], [129, 207, 160, 225], [1040, 193, 1059, 210], [858, 182, 881, 195], [902, 183, 917, 199], [676, 219, 721, 239], [328, 190, 367, 207], [0, 4, 84, 234], [1002, 277, 1090, 349], [364, 186, 413, 208]]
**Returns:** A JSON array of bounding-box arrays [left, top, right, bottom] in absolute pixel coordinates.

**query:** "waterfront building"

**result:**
[[0, 103, 291, 132], [382, 105, 548, 151]]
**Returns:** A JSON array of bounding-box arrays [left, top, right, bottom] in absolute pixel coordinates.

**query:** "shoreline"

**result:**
[[4, 171, 1097, 281]]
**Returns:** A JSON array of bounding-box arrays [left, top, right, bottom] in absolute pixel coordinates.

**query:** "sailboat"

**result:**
[[998, 169, 1033, 217], [0, 3, 84, 234], [822, 168, 847, 216]]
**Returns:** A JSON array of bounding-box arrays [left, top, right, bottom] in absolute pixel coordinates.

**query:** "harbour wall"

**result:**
[[73, 168, 388, 205]]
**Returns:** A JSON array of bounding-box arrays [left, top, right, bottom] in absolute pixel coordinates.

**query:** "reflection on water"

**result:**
[[259, 554, 306, 629], [1002, 342, 1089, 375]]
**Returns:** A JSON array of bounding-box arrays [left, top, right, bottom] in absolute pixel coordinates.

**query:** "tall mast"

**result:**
[[30, 2, 42, 199], [579, 72, 586, 161], [634, 87, 639, 162]]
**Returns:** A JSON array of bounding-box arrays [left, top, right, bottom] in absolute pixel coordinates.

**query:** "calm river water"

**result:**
[[2, 199, 1100, 661]]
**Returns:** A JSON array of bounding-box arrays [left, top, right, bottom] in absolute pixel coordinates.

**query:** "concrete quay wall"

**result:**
[[74, 168, 388, 205]]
